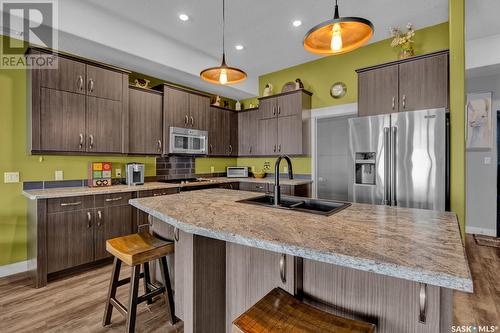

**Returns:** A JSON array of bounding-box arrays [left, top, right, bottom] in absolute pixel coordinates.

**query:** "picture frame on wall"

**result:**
[[466, 92, 493, 150]]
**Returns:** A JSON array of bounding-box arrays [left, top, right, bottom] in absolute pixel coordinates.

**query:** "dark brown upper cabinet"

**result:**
[[357, 50, 449, 117], [128, 87, 163, 155], [28, 48, 129, 154], [207, 107, 238, 156], [163, 84, 209, 131], [257, 90, 312, 156], [238, 109, 260, 156]]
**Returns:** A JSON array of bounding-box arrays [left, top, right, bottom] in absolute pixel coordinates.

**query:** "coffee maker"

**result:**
[[125, 163, 145, 185]]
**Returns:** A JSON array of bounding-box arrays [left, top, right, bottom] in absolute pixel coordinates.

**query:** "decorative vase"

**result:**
[[235, 101, 241, 111], [398, 43, 415, 59]]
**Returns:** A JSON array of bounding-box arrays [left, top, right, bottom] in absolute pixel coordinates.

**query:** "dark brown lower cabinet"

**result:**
[[94, 205, 132, 260], [46, 209, 94, 274]]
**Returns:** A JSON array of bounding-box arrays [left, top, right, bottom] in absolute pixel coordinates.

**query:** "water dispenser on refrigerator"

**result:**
[[355, 152, 376, 185]]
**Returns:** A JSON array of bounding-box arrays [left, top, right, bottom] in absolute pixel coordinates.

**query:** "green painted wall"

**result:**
[[259, 23, 449, 109], [194, 157, 237, 174], [449, 0, 466, 235], [0, 36, 156, 266]]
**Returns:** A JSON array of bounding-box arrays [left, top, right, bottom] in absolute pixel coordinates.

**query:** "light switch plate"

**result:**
[[55, 170, 64, 180], [4, 172, 20, 183], [484, 157, 492, 165], [115, 168, 122, 177]]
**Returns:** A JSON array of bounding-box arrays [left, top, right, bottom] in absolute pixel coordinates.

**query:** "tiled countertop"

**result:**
[[129, 188, 472, 292], [22, 177, 312, 200]]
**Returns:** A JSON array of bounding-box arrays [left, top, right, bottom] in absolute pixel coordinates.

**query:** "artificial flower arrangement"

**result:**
[[390, 23, 415, 59]]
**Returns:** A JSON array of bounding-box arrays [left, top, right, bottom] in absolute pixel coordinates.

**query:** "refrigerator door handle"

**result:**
[[384, 127, 391, 205], [391, 126, 397, 206]]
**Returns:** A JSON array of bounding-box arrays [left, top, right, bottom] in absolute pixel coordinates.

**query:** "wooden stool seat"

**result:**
[[232, 288, 375, 333], [106, 232, 174, 266], [103, 232, 176, 332]]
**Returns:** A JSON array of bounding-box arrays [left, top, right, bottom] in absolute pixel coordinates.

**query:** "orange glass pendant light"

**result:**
[[303, 0, 374, 56], [200, 0, 246, 85]]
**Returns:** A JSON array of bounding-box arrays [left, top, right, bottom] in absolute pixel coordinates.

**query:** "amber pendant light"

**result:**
[[303, 0, 374, 55], [200, 0, 246, 85]]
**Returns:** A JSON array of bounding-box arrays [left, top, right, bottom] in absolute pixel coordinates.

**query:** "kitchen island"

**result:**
[[129, 188, 472, 333]]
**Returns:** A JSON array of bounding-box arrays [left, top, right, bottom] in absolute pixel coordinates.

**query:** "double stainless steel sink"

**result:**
[[238, 195, 351, 216]]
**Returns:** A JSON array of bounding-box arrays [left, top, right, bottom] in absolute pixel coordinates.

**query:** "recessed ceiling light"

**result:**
[[292, 20, 302, 27], [235, 44, 244, 51], [179, 13, 189, 21]]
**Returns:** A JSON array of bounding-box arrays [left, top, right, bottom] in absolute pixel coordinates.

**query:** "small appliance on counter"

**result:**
[[227, 167, 249, 178], [126, 163, 145, 185], [88, 162, 112, 187]]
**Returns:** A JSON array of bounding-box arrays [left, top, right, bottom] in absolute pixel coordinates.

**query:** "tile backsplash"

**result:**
[[156, 156, 196, 180]]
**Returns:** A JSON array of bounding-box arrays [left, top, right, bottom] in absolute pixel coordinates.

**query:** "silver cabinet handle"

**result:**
[[184, 115, 189, 125], [77, 75, 83, 91], [190, 116, 194, 126], [79, 133, 84, 149], [209, 144, 213, 153], [97, 210, 102, 227], [402, 94, 406, 109], [273, 145, 276, 153], [392, 96, 395, 110], [174, 227, 179, 242], [279, 254, 286, 284], [88, 78, 94, 93], [390, 126, 397, 206], [383, 127, 390, 205], [61, 201, 81, 207], [87, 211, 92, 228], [89, 134, 94, 149], [157, 140, 162, 152], [256, 185, 264, 189], [105, 196, 122, 202], [278, 144, 281, 152], [419, 283, 427, 323], [229, 144, 233, 155], [272, 106, 275, 116], [148, 215, 153, 227], [277, 105, 281, 115], [249, 146, 252, 154]]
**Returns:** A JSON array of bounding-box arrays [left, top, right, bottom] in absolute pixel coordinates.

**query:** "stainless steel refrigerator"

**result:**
[[347, 108, 448, 211]]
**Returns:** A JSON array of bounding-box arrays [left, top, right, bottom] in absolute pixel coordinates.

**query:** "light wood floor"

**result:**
[[0, 235, 498, 333], [453, 235, 500, 326]]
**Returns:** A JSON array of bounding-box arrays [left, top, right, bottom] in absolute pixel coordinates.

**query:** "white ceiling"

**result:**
[[9, 0, 451, 98], [466, 0, 500, 40]]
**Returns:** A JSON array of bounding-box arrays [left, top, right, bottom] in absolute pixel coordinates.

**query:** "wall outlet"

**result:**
[[210, 166, 215, 173], [4, 172, 19, 183], [484, 157, 492, 165], [115, 168, 122, 177], [55, 170, 64, 181]]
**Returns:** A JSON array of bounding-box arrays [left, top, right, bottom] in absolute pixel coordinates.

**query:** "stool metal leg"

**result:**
[[126, 265, 141, 333], [143, 262, 153, 305], [159, 256, 176, 324], [103, 257, 122, 326]]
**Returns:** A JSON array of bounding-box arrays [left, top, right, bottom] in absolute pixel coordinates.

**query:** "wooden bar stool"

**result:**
[[233, 288, 375, 333], [102, 232, 176, 333]]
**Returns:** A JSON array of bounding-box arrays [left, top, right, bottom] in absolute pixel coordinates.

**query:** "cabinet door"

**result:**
[[277, 92, 301, 118], [189, 94, 209, 130], [238, 111, 253, 155], [86, 65, 123, 101], [259, 118, 278, 155], [238, 182, 268, 193], [165, 86, 190, 128], [86, 96, 123, 153], [358, 65, 399, 117], [174, 229, 193, 321], [278, 115, 302, 155], [40, 88, 86, 152], [46, 210, 94, 273], [128, 88, 163, 154], [220, 110, 232, 156], [208, 107, 224, 155], [40, 56, 86, 94], [259, 97, 277, 119], [94, 205, 133, 261], [398, 53, 449, 111], [228, 111, 238, 156], [226, 244, 296, 333]]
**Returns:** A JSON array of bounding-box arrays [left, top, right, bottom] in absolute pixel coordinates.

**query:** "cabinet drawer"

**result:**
[[95, 192, 132, 207], [239, 182, 268, 193], [47, 196, 94, 213], [151, 188, 179, 197], [219, 182, 239, 190]]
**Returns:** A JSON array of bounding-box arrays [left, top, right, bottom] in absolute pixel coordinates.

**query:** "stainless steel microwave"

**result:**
[[169, 127, 208, 155]]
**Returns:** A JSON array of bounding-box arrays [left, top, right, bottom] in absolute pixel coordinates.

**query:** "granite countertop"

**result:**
[[22, 182, 180, 200], [22, 177, 312, 199], [129, 188, 472, 292]]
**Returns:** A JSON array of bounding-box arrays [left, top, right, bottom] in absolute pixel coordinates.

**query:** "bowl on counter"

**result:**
[[253, 171, 266, 179]]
